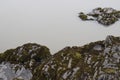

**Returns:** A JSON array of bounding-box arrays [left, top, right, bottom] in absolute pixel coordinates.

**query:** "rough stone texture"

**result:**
[[0, 36, 120, 80], [79, 7, 120, 26], [0, 43, 51, 80], [32, 35, 120, 80]]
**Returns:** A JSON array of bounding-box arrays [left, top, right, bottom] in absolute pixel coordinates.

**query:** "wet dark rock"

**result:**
[[79, 7, 120, 26]]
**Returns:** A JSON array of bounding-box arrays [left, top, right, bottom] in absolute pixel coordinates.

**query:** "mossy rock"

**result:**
[[79, 12, 88, 20], [79, 7, 120, 26], [32, 36, 120, 80], [0, 43, 51, 73], [103, 68, 116, 74]]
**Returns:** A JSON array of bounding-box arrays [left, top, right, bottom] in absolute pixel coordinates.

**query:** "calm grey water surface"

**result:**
[[0, 0, 120, 54]]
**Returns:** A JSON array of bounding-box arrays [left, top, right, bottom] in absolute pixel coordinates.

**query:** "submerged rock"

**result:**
[[79, 7, 120, 26]]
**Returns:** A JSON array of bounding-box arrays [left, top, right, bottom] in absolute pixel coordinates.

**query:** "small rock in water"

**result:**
[[79, 7, 120, 26]]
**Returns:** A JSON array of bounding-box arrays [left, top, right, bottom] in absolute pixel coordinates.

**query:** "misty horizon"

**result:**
[[0, 0, 120, 54]]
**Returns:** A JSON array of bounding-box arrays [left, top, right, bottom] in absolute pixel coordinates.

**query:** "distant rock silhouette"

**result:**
[[79, 7, 120, 26]]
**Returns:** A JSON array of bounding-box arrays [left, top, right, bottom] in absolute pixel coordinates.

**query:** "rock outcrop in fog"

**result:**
[[0, 36, 120, 80], [79, 7, 120, 26], [33, 35, 120, 80]]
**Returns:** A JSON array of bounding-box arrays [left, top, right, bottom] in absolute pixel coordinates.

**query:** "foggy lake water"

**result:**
[[0, 0, 120, 54]]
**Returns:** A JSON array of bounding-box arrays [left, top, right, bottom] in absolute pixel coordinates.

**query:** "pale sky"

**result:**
[[0, 0, 120, 54]]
